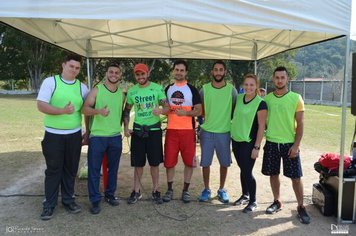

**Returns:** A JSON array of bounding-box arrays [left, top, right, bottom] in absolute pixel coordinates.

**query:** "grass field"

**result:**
[[0, 94, 354, 155], [303, 104, 354, 154]]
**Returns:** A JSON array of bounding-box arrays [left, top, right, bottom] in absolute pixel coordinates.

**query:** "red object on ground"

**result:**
[[319, 152, 351, 172], [102, 153, 108, 191]]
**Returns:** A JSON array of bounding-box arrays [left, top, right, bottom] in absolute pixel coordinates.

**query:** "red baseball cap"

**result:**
[[134, 63, 149, 73]]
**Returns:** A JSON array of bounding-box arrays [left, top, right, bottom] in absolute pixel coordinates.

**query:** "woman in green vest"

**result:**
[[231, 74, 267, 213]]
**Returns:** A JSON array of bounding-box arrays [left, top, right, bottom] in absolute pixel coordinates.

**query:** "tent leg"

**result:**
[[86, 58, 92, 89], [337, 35, 351, 224]]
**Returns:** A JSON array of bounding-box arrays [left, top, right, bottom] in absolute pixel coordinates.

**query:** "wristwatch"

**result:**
[[253, 145, 260, 150]]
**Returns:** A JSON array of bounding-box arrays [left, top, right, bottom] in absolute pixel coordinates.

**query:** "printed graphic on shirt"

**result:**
[[165, 83, 201, 130], [127, 82, 166, 126]]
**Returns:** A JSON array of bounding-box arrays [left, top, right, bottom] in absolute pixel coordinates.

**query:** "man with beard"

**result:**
[[262, 66, 310, 224], [198, 60, 237, 203], [37, 54, 89, 220], [82, 63, 125, 214], [124, 63, 167, 205], [162, 60, 202, 204]]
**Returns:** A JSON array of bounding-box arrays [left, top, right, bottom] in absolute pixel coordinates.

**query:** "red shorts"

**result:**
[[164, 129, 196, 168]]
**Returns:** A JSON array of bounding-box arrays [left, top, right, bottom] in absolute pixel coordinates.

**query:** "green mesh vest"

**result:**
[[90, 84, 123, 136], [44, 75, 83, 129], [200, 82, 234, 133], [265, 91, 300, 143], [231, 94, 263, 142]]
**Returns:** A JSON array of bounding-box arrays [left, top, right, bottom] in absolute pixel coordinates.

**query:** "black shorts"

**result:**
[[130, 129, 163, 167], [261, 141, 303, 178]]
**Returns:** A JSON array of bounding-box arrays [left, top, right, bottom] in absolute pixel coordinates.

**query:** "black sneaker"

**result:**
[[233, 195, 249, 206], [127, 191, 142, 204], [181, 190, 191, 203], [265, 200, 282, 214], [297, 206, 311, 224], [162, 189, 173, 202], [40, 207, 54, 220], [152, 191, 163, 204], [105, 195, 119, 206], [62, 202, 81, 214], [90, 201, 101, 215], [243, 202, 257, 213]]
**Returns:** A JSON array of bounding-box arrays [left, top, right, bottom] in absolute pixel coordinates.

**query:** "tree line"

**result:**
[[0, 23, 354, 92]]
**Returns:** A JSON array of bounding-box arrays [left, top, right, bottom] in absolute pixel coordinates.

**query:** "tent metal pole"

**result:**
[[86, 39, 92, 89], [337, 35, 351, 224], [86, 58, 91, 89], [253, 42, 257, 75], [254, 60, 257, 75]]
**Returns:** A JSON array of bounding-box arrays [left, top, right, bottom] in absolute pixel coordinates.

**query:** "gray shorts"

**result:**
[[200, 129, 231, 167]]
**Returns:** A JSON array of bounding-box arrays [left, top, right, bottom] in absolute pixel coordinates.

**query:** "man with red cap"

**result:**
[[123, 63, 167, 204]]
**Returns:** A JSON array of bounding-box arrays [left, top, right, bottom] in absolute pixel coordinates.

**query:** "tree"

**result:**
[[257, 50, 298, 86], [0, 23, 67, 92], [295, 38, 345, 79]]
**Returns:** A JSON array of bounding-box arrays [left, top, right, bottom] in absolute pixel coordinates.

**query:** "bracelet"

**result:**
[[253, 145, 260, 150]]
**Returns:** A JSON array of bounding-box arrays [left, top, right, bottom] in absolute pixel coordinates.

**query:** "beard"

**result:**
[[213, 74, 225, 83], [275, 84, 286, 90], [108, 77, 119, 84], [138, 79, 148, 86]]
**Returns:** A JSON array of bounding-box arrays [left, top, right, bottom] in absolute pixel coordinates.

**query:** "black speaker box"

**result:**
[[312, 183, 335, 216], [323, 176, 356, 221]]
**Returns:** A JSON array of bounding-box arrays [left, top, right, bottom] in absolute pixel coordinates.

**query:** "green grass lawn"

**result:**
[[304, 104, 355, 154], [0, 94, 354, 155]]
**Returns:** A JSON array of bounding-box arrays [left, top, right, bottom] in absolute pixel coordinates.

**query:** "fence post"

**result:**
[[303, 79, 306, 99], [320, 80, 324, 101]]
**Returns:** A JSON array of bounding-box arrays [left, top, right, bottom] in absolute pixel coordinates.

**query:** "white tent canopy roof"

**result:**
[[0, 0, 352, 60]]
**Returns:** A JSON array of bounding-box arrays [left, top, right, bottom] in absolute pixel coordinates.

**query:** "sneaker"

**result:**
[[162, 189, 173, 202], [127, 191, 142, 204], [40, 207, 54, 220], [233, 195, 250, 206], [62, 202, 81, 214], [243, 202, 257, 213], [152, 191, 163, 204], [297, 206, 311, 224], [90, 201, 101, 215], [198, 189, 211, 202], [217, 189, 229, 203], [105, 195, 119, 206], [181, 191, 191, 203], [265, 200, 282, 214]]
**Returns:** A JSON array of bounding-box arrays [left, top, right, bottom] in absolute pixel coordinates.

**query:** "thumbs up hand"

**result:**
[[63, 101, 75, 114], [100, 105, 110, 117]]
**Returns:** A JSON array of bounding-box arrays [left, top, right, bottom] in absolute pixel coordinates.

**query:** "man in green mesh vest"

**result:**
[[262, 66, 310, 224], [37, 54, 89, 220], [82, 63, 124, 214], [198, 60, 237, 203]]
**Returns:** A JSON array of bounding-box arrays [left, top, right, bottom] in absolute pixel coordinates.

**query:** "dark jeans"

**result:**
[[232, 140, 257, 202], [41, 130, 82, 208], [87, 135, 122, 203]]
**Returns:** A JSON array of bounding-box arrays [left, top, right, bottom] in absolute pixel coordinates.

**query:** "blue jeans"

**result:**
[[88, 135, 122, 203]]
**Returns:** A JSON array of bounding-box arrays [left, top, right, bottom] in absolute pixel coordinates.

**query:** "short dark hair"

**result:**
[[212, 60, 226, 70], [273, 66, 289, 77], [65, 54, 82, 63], [173, 60, 188, 71], [107, 62, 121, 69]]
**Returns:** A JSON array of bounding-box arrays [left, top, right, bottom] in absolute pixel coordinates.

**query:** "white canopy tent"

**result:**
[[0, 0, 351, 60], [0, 0, 353, 223]]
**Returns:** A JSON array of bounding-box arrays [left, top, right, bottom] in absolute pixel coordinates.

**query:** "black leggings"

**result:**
[[232, 140, 256, 202]]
